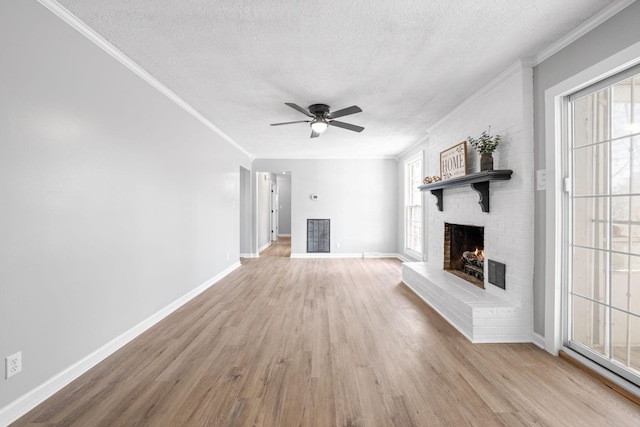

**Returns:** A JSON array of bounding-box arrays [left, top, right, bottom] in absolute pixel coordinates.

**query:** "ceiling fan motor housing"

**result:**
[[308, 104, 330, 117], [270, 102, 364, 137]]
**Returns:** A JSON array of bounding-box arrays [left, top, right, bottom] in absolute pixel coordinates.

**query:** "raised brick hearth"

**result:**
[[402, 263, 531, 342]]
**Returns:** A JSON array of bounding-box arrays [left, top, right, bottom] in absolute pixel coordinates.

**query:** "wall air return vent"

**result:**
[[307, 219, 330, 253]]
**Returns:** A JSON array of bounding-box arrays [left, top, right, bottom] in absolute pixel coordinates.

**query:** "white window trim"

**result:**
[[404, 152, 424, 260]]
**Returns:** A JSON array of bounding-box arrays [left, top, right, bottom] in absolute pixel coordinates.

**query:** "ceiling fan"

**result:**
[[270, 103, 364, 138]]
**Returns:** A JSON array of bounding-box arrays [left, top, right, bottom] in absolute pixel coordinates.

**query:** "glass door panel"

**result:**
[[569, 70, 640, 386]]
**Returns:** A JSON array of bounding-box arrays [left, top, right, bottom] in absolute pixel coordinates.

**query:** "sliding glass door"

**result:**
[[568, 67, 640, 385]]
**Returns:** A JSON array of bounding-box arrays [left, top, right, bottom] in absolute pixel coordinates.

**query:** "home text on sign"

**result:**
[[440, 141, 467, 180]]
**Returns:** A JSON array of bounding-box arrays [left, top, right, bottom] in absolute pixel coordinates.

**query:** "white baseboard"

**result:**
[[532, 332, 545, 349], [240, 253, 259, 258], [257, 242, 272, 253], [400, 252, 422, 262], [395, 254, 412, 262], [291, 253, 362, 259], [0, 262, 241, 427], [363, 252, 403, 259], [277, 234, 290, 237], [291, 252, 405, 260]]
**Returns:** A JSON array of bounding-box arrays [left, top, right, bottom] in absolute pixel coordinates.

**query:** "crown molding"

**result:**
[[534, 0, 636, 65], [38, 0, 634, 162], [395, 133, 430, 162], [397, 58, 534, 160], [253, 154, 398, 160], [430, 59, 532, 134], [397, 0, 635, 159], [37, 0, 254, 160]]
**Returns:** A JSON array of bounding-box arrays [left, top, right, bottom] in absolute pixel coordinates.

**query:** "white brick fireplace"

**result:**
[[402, 60, 535, 343]]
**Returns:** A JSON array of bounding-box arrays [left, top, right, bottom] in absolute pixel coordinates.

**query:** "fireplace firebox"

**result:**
[[444, 223, 484, 288]]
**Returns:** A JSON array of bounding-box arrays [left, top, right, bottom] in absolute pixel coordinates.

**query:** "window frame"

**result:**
[[405, 153, 424, 259], [565, 67, 640, 387]]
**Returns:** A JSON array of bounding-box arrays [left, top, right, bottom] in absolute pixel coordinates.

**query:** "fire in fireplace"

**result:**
[[444, 223, 485, 288], [462, 248, 484, 280]]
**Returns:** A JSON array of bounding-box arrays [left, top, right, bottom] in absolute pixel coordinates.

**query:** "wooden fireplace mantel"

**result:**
[[419, 169, 513, 213]]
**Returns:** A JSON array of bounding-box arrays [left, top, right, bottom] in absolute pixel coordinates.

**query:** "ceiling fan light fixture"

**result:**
[[271, 103, 363, 138], [310, 118, 328, 134]]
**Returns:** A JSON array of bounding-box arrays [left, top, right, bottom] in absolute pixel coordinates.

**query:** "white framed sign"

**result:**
[[440, 141, 467, 180]]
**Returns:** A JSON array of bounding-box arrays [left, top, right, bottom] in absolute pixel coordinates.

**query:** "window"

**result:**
[[405, 154, 423, 256], [567, 66, 640, 386]]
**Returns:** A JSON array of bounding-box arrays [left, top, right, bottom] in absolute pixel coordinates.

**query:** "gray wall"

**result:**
[[239, 166, 252, 255], [253, 159, 398, 256], [277, 174, 292, 235], [533, 1, 640, 335], [0, 1, 250, 410]]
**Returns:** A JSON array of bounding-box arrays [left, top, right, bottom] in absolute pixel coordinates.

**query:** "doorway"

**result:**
[[566, 65, 640, 386], [256, 171, 292, 257], [271, 182, 278, 241]]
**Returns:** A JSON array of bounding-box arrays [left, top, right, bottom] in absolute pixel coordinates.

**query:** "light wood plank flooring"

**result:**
[[13, 239, 640, 426]]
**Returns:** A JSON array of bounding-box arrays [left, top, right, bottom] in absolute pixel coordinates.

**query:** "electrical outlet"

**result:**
[[6, 352, 22, 379]]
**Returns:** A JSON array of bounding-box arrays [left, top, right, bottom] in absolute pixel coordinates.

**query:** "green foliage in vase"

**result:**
[[467, 130, 501, 154]]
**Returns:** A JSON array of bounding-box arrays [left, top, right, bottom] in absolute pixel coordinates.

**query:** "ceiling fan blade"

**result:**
[[328, 105, 362, 119], [285, 103, 314, 118], [328, 120, 364, 133], [270, 120, 311, 126], [310, 130, 320, 138]]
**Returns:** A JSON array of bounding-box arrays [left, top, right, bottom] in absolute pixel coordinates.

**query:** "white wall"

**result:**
[[253, 159, 398, 256], [398, 61, 535, 339], [277, 174, 292, 235], [0, 1, 250, 414], [429, 62, 534, 305]]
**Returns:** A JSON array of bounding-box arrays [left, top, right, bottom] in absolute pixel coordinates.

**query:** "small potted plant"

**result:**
[[467, 128, 501, 171]]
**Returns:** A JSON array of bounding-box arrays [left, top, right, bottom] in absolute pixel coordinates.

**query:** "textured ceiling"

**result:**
[[57, 0, 616, 159]]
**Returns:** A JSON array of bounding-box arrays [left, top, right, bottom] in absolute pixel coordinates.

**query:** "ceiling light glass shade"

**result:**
[[310, 119, 328, 133]]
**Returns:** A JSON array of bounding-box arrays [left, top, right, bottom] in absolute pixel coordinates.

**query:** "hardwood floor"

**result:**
[[260, 236, 291, 258], [13, 239, 640, 426]]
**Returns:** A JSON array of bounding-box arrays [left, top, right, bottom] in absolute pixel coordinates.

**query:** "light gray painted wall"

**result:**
[[0, 1, 250, 410], [253, 159, 398, 256], [533, 1, 640, 336], [277, 174, 292, 235], [239, 166, 252, 254]]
